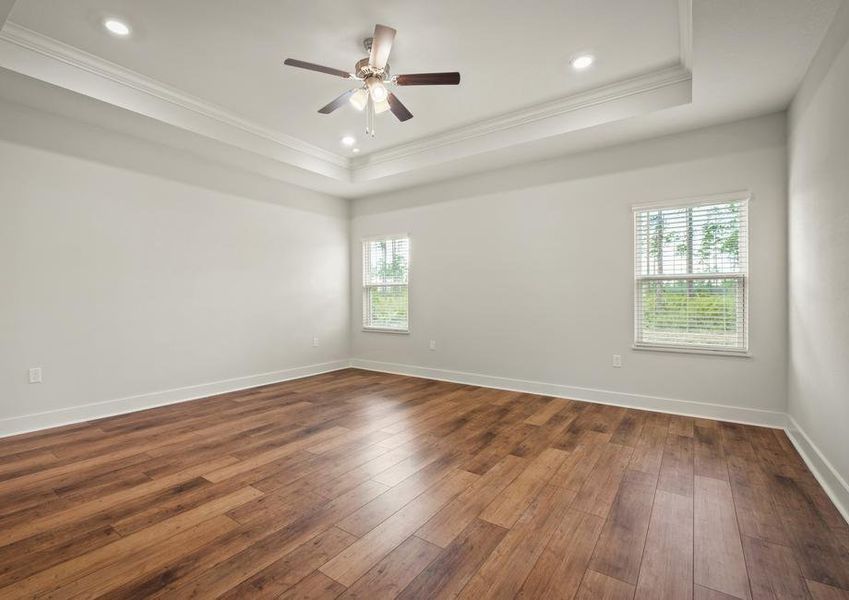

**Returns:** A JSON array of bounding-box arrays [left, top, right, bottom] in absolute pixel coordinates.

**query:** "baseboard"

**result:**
[[785, 415, 849, 525], [350, 359, 788, 428], [0, 359, 351, 439], [3, 355, 845, 525], [351, 359, 849, 525]]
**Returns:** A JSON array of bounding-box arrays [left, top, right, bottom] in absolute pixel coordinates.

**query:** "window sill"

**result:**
[[362, 327, 410, 335], [632, 344, 751, 358]]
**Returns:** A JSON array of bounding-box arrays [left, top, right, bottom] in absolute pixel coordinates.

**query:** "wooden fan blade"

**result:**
[[369, 24, 396, 70], [284, 58, 352, 79], [318, 89, 356, 114], [387, 93, 413, 122], [395, 72, 461, 86]]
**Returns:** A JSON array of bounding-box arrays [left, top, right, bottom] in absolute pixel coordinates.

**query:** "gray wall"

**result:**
[[351, 114, 788, 422], [788, 2, 849, 508], [0, 98, 350, 433]]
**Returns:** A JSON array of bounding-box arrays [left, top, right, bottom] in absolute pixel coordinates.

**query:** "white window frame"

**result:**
[[362, 234, 410, 334], [633, 191, 750, 357]]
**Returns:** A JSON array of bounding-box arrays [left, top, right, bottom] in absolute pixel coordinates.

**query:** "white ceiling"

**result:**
[[6, 0, 682, 155], [0, 0, 841, 197]]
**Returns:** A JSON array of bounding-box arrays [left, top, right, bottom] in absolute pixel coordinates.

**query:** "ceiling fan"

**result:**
[[283, 24, 460, 138]]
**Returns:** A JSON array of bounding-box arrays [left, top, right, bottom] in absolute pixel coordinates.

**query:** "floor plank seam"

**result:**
[[1, 370, 847, 598]]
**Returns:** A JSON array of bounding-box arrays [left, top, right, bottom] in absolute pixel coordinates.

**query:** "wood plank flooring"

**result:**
[[0, 368, 847, 599]]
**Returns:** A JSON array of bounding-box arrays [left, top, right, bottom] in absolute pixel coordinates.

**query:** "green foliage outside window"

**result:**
[[642, 203, 743, 342], [365, 239, 409, 330]]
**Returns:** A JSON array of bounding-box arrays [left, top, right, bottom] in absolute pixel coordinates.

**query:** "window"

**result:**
[[362, 235, 410, 332], [634, 193, 749, 354]]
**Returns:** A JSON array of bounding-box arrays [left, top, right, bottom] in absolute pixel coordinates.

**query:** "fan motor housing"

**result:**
[[355, 57, 389, 80], [356, 37, 390, 80]]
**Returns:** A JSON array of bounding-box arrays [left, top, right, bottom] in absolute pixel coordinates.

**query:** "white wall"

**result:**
[[787, 2, 849, 513], [0, 97, 350, 435], [351, 113, 789, 424], [0, 93, 794, 438]]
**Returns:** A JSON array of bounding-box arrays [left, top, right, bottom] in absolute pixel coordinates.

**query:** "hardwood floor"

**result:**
[[0, 368, 847, 599]]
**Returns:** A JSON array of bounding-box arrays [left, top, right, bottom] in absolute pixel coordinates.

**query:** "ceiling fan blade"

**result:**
[[395, 72, 461, 86], [386, 93, 413, 122], [318, 89, 356, 114], [369, 24, 396, 70], [284, 58, 352, 79]]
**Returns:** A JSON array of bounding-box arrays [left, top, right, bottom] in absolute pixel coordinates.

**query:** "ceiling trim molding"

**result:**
[[0, 22, 350, 171], [350, 0, 693, 174], [350, 63, 692, 173], [0, 0, 694, 189]]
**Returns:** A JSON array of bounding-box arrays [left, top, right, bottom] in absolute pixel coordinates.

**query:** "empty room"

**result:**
[[1, 0, 848, 598]]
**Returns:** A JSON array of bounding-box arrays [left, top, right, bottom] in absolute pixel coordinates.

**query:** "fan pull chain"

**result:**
[[366, 95, 376, 137]]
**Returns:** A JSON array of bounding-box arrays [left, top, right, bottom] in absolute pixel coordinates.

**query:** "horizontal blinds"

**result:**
[[365, 286, 409, 330], [634, 199, 748, 351], [363, 237, 409, 285], [363, 236, 409, 330], [634, 202, 748, 277]]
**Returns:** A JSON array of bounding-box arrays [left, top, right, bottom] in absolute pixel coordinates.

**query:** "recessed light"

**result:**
[[571, 54, 595, 70], [341, 136, 356, 147], [104, 19, 131, 36], [352, 148, 360, 153]]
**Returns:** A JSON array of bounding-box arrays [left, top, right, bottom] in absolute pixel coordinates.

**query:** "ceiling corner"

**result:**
[[0, 0, 17, 28], [0, 1, 697, 192], [0, 21, 353, 182]]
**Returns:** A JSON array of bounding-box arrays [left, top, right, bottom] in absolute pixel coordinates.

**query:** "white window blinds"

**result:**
[[362, 236, 410, 332], [634, 194, 749, 353]]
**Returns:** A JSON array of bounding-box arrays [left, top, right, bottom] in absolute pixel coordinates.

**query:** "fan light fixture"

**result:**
[[283, 24, 461, 137], [349, 88, 369, 111], [366, 77, 388, 102]]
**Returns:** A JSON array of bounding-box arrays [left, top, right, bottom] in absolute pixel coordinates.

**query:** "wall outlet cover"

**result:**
[[29, 367, 43, 383]]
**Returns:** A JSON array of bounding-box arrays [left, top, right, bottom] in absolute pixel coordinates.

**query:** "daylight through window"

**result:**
[[363, 236, 410, 332], [634, 194, 749, 353]]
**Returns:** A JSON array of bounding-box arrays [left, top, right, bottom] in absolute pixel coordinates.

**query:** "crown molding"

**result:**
[[349, 62, 692, 175], [348, 0, 693, 180], [0, 22, 351, 177], [0, 0, 693, 189]]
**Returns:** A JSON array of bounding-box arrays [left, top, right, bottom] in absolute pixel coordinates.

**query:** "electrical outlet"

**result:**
[[429, 340, 437, 351], [29, 367, 42, 383], [612, 354, 622, 368], [312, 336, 319, 348]]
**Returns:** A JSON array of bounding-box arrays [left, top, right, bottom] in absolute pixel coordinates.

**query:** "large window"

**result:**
[[634, 193, 749, 354], [362, 235, 410, 332]]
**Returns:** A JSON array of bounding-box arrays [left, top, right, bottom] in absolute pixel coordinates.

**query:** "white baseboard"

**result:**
[[2, 355, 845, 526], [785, 415, 849, 525], [350, 359, 788, 428], [0, 360, 351, 439], [351, 359, 849, 525]]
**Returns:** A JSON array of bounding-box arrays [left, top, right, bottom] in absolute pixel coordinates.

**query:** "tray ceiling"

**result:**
[[0, 0, 839, 196]]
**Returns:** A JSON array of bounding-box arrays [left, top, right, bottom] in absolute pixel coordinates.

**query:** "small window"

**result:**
[[362, 236, 410, 332], [634, 193, 749, 354]]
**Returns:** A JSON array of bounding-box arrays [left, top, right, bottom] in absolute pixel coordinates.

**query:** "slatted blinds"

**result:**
[[363, 236, 410, 332], [634, 195, 749, 353]]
